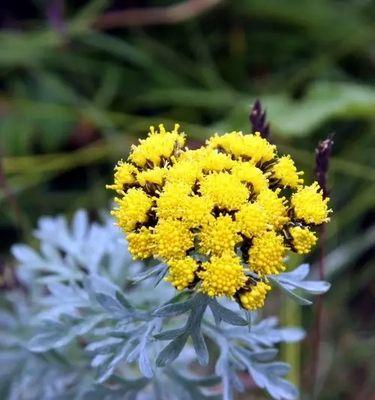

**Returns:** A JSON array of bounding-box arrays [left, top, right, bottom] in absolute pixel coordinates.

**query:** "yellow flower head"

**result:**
[[129, 124, 185, 167], [271, 155, 304, 188], [156, 182, 192, 220], [137, 167, 165, 187], [127, 227, 154, 259], [199, 214, 240, 256], [236, 203, 268, 238], [199, 172, 249, 210], [106, 160, 137, 192], [156, 182, 213, 227], [199, 253, 247, 297], [256, 188, 289, 229], [207, 131, 245, 158], [239, 282, 271, 310], [199, 148, 235, 172], [165, 257, 198, 290], [208, 131, 276, 164], [231, 162, 269, 194], [242, 132, 276, 164], [291, 182, 330, 224], [108, 123, 331, 309], [112, 188, 152, 233], [165, 160, 202, 186], [153, 219, 194, 260], [182, 196, 214, 228], [249, 231, 286, 275], [289, 226, 317, 254]]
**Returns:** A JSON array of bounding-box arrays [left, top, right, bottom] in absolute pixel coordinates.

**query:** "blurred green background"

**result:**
[[0, 0, 374, 398]]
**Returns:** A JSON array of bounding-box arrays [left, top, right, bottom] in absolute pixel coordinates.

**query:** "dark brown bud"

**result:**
[[249, 99, 270, 140], [315, 136, 334, 199]]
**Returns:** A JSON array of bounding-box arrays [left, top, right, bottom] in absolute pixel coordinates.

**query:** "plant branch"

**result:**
[[311, 136, 333, 395]]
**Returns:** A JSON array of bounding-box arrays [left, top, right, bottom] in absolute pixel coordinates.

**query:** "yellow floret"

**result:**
[[127, 227, 154, 259], [199, 172, 249, 210], [289, 226, 317, 254], [165, 160, 202, 186], [199, 253, 247, 297], [271, 155, 304, 188], [207, 131, 245, 158], [165, 257, 198, 290], [239, 282, 271, 310], [177, 148, 203, 163], [182, 196, 214, 227], [199, 215, 240, 256], [129, 124, 185, 167], [106, 160, 137, 192], [112, 188, 153, 233], [208, 131, 276, 164], [291, 182, 330, 224], [199, 148, 235, 172], [178, 147, 234, 172], [235, 203, 268, 238], [249, 231, 286, 275], [136, 167, 166, 187], [157, 182, 213, 226], [156, 182, 192, 220], [256, 188, 289, 229], [231, 162, 269, 194], [242, 132, 276, 164], [153, 219, 194, 260]]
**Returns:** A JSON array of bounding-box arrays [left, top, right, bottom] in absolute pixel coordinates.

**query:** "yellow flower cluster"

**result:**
[[239, 282, 271, 311], [108, 125, 331, 310]]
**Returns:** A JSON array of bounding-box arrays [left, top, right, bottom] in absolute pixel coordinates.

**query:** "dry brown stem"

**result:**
[[95, 0, 223, 29]]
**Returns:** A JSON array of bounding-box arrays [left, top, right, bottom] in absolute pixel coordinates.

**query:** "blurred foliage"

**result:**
[[0, 0, 374, 398]]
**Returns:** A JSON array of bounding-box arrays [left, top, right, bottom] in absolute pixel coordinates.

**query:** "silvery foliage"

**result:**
[[0, 210, 330, 400]]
